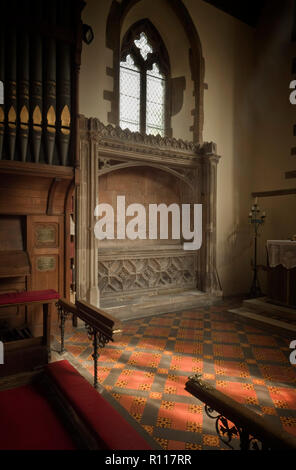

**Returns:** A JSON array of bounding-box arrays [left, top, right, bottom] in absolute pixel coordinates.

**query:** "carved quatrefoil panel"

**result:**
[[98, 253, 196, 296]]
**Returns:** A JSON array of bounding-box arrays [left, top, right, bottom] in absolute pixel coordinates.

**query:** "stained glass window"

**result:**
[[119, 31, 167, 137]]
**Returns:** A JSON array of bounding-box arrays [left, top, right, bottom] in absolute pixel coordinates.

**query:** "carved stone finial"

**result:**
[[201, 141, 217, 155]]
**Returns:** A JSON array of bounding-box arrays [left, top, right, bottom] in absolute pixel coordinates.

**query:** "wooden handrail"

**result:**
[[185, 375, 296, 450], [56, 298, 123, 388]]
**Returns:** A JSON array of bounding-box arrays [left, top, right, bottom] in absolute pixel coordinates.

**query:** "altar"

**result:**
[[266, 240, 296, 308]]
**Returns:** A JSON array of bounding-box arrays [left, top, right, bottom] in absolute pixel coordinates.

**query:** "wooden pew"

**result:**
[[0, 298, 156, 450], [0, 359, 154, 450]]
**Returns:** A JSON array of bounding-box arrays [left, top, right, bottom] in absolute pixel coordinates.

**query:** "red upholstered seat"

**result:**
[[0, 289, 60, 305], [0, 384, 75, 450], [46, 360, 152, 450]]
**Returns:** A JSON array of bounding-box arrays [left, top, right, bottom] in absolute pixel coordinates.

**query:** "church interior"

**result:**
[[0, 0, 296, 452]]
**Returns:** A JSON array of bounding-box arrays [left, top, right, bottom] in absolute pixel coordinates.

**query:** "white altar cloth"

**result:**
[[267, 240, 296, 270]]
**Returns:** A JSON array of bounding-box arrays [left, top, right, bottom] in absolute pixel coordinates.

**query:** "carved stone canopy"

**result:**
[[79, 116, 220, 166], [77, 115, 222, 306]]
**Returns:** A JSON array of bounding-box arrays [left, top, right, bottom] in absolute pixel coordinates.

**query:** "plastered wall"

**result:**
[[79, 0, 294, 296]]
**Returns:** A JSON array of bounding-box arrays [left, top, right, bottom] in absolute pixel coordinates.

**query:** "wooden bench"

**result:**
[[0, 289, 60, 376]]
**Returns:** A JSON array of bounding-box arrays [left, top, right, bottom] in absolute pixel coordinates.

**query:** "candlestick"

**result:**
[[248, 202, 266, 298]]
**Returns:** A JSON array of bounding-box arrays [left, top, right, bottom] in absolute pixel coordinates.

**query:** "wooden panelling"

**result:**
[[27, 215, 64, 335], [0, 174, 51, 215], [267, 265, 296, 308], [0, 252, 30, 278], [0, 216, 25, 250]]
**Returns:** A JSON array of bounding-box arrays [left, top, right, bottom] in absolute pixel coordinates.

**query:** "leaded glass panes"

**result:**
[[120, 55, 141, 132], [146, 64, 165, 136], [120, 32, 167, 136], [134, 32, 153, 60]]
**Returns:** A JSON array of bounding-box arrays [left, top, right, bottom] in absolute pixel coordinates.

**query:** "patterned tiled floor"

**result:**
[[55, 300, 296, 450]]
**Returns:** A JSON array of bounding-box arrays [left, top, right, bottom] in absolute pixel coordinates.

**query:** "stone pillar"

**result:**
[[199, 142, 222, 296], [76, 117, 100, 306]]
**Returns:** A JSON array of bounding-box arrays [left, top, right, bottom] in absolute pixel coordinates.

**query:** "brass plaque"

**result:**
[[35, 224, 58, 247], [36, 256, 56, 272]]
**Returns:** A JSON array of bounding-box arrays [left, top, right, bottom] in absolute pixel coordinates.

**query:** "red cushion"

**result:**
[[0, 289, 60, 305], [0, 384, 75, 450], [46, 360, 152, 450]]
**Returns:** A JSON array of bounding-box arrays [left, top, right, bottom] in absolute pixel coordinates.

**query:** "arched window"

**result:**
[[119, 21, 170, 137]]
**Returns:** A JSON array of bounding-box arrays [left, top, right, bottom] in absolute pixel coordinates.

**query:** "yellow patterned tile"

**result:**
[[261, 406, 277, 416], [156, 416, 172, 429], [143, 425, 154, 435], [280, 416, 296, 427], [150, 392, 162, 400], [155, 438, 168, 449], [242, 383, 255, 391], [186, 421, 202, 433], [186, 443, 202, 450], [203, 434, 220, 447], [188, 404, 203, 414], [274, 400, 289, 409], [161, 401, 175, 410], [216, 380, 228, 387], [245, 396, 259, 405]]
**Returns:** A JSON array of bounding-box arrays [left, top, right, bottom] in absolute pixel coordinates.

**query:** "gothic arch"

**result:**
[[98, 161, 195, 193], [106, 0, 205, 143]]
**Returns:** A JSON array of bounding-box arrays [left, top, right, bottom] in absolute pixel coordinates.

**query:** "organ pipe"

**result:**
[[19, 28, 30, 162], [44, 0, 57, 165], [30, 0, 43, 163], [0, 0, 81, 166], [6, 1, 17, 160], [57, 42, 71, 166]]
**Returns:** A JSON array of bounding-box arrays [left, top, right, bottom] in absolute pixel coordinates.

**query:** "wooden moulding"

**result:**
[[0, 160, 74, 179], [252, 188, 296, 198], [185, 376, 296, 450]]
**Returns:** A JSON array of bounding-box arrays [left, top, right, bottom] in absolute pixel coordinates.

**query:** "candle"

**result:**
[[254, 197, 258, 205]]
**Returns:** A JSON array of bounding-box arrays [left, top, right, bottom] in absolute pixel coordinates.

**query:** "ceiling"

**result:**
[[202, 0, 267, 27]]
